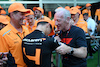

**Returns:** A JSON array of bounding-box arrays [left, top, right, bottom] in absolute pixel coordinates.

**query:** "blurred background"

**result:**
[[0, 0, 100, 19]]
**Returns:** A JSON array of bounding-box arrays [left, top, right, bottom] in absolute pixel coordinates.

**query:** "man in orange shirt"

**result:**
[[25, 9, 37, 33], [82, 3, 92, 18], [95, 7, 100, 24], [71, 7, 88, 33], [0, 3, 30, 67], [33, 7, 50, 21]]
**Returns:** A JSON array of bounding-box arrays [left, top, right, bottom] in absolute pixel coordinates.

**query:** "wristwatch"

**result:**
[[69, 47, 74, 55]]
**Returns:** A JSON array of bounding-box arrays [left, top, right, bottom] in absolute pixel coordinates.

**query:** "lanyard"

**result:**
[[16, 32, 25, 40], [66, 28, 70, 37], [61, 26, 71, 38]]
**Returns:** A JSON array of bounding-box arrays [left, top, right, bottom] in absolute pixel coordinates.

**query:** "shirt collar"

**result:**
[[8, 23, 25, 34]]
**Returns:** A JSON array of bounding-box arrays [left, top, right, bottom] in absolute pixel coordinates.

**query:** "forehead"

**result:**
[[54, 12, 64, 19], [35, 10, 41, 13]]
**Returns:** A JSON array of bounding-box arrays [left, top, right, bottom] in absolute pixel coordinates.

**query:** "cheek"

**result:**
[[14, 14, 20, 20]]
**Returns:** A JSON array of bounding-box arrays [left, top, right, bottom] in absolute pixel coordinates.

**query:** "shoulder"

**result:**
[[71, 25, 85, 33], [97, 9, 100, 11]]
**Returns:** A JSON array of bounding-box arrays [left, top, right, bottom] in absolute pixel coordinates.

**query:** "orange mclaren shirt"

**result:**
[[75, 19, 88, 33], [95, 9, 100, 21], [27, 20, 37, 33], [0, 23, 29, 67], [0, 34, 3, 52], [82, 9, 91, 17]]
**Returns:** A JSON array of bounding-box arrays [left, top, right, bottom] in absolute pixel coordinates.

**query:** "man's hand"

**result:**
[[56, 43, 71, 55], [54, 36, 61, 42]]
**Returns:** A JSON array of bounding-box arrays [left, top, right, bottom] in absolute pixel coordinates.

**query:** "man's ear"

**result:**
[[10, 13, 14, 19]]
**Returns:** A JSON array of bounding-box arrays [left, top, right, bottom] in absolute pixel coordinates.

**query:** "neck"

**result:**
[[36, 25, 45, 35]]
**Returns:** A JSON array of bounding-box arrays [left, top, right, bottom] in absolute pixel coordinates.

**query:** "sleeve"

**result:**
[[49, 37, 60, 51], [22, 40, 28, 65], [76, 28, 87, 47]]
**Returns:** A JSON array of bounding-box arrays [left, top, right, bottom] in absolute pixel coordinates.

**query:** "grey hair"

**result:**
[[55, 8, 71, 19]]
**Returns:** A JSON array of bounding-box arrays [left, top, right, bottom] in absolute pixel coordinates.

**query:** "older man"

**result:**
[[54, 8, 87, 67]]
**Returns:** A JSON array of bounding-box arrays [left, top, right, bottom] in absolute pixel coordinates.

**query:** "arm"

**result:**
[[56, 28, 87, 58], [56, 43, 87, 58]]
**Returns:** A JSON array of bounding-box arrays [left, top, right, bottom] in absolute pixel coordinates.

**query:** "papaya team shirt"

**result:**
[[0, 23, 29, 67], [95, 9, 100, 21], [82, 9, 91, 17], [75, 19, 88, 33], [27, 20, 37, 33]]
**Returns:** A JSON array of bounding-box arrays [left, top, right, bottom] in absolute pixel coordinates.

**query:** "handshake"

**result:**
[[54, 36, 73, 55], [56, 42, 72, 55]]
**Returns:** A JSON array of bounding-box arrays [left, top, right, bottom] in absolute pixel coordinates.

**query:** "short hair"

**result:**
[[37, 22, 52, 30], [83, 13, 88, 16], [55, 8, 71, 19]]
